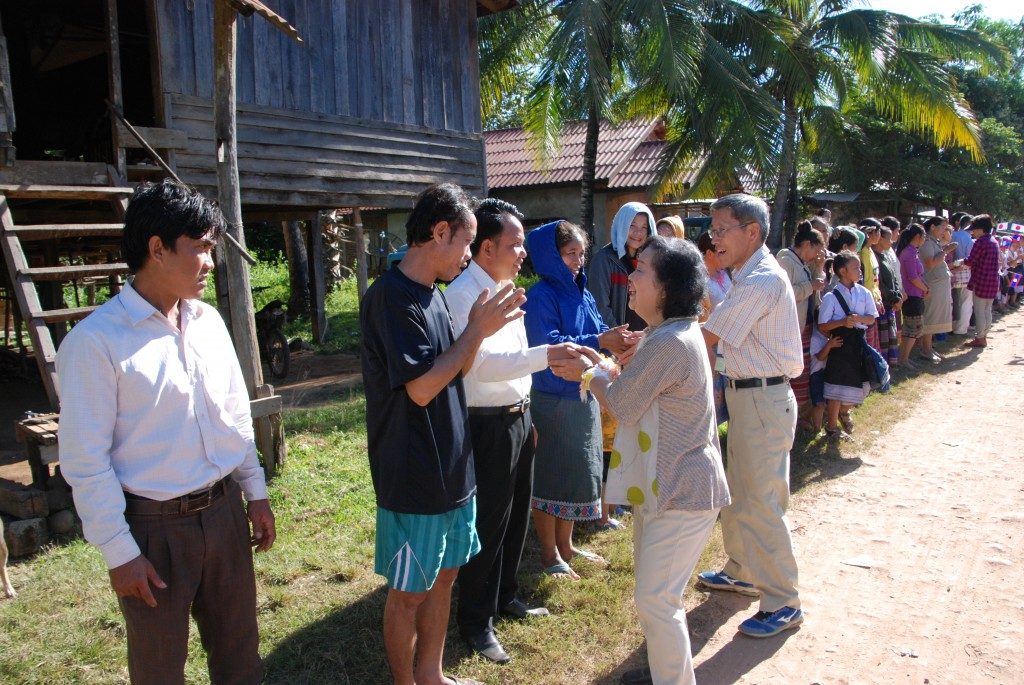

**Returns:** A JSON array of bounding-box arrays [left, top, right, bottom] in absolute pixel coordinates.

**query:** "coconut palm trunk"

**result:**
[[581, 103, 600, 247], [770, 97, 798, 250]]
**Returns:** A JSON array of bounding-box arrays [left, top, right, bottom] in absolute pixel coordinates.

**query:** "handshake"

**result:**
[[546, 338, 632, 386]]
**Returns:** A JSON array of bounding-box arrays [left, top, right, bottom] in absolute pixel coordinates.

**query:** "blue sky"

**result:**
[[863, 0, 1022, 22]]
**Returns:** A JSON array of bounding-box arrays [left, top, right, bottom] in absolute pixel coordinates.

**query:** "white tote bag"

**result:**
[[605, 401, 659, 517]]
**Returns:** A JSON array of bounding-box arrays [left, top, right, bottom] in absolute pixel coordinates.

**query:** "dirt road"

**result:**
[[690, 310, 1024, 685]]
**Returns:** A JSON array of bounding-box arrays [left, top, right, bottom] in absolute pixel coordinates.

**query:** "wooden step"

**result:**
[[32, 306, 100, 324], [11, 224, 124, 241], [19, 263, 130, 281], [0, 184, 134, 201]]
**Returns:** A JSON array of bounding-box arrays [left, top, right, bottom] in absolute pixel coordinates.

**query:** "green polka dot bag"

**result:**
[[605, 402, 660, 517]]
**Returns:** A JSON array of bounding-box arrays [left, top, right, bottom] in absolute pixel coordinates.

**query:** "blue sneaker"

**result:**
[[737, 606, 803, 638], [695, 570, 759, 597]]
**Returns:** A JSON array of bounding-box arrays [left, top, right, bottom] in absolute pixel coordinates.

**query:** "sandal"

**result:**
[[825, 427, 852, 442], [542, 561, 579, 579], [596, 518, 625, 531], [571, 549, 608, 565], [838, 411, 854, 434]]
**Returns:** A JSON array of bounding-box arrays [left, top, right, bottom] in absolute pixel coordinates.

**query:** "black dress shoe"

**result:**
[[500, 598, 550, 619], [464, 631, 511, 664]]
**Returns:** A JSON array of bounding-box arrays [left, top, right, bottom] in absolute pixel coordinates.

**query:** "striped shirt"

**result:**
[[603, 318, 730, 512], [704, 245, 804, 380]]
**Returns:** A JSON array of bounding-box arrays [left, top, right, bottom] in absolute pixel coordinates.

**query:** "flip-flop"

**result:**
[[542, 561, 579, 579], [596, 518, 624, 531], [572, 549, 608, 565]]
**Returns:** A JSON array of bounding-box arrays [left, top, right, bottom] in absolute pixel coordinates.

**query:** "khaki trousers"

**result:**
[[119, 480, 263, 685], [721, 383, 801, 611], [633, 507, 719, 685]]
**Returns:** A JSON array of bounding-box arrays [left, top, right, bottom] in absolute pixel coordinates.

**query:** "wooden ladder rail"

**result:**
[[0, 182, 131, 409]]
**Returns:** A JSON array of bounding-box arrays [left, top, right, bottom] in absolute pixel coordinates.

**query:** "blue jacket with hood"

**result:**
[[524, 221, 609, 399]]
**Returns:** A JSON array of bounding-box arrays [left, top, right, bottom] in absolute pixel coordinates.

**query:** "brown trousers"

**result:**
[[120, 480, 263, 685]]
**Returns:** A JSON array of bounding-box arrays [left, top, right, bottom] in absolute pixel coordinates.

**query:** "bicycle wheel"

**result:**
[[266, 331, 290, 379]]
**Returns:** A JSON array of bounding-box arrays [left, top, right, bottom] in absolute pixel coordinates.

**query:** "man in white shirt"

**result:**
[[57, 180, 275, 684], [445, 199, 574, 664], [696, 193, 805, 639]]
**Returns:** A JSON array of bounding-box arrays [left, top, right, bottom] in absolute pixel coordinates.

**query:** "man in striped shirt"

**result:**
[[695, 193, 806, 639]]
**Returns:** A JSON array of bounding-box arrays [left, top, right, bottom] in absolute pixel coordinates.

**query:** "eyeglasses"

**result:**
[[708, 221, 755, 239]]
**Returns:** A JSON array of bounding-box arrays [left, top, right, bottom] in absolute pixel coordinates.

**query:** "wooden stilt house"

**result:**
[[0, 0, 512, 413]]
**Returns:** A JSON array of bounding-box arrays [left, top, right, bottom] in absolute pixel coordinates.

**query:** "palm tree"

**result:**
[[745, 0, 1005, 247], [479, 0, 785, 244]]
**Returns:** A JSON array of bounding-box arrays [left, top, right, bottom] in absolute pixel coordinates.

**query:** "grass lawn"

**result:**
[[0, 270, 970, 684]]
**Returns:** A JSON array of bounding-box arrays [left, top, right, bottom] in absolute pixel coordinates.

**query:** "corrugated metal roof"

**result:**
[[485, 119, 659, 189]]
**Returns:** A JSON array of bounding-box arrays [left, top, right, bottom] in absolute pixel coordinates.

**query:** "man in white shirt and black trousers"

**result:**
[[57, 180, 275, 684], [446, 198, 574, 664]]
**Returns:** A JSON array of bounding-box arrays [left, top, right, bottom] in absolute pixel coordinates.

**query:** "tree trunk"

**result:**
[[282, 220, 310, 320], [770, 97, 798, 251], [580, 102, 600, 248], [784, 164, 799, 247]]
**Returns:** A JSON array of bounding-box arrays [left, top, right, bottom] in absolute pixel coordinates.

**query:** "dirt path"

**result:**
[[689, 309, 1024, 684]]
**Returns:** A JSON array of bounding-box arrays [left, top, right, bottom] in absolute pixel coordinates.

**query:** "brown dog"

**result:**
[[1, 518, 15, 598]]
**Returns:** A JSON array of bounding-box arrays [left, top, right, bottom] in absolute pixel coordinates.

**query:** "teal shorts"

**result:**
[[374, 498, 480, 593]]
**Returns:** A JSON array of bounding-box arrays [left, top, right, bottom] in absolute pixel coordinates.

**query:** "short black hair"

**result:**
[[828, 227, 858, 254], [637, 236, 706, 319], [858, 217, 882, 232], [405, 183, 477, 247], [832, 249, 861, 274], [471, 198, 523, 256], [121, 179, 226, 273], [696, 230, 714, 256], [970, 214, 993, 233], [880, 216, 901, 231], [959, 214, 975, 229]]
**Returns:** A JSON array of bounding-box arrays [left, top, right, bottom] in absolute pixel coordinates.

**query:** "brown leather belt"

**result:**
[[124, 477, 230, 515]]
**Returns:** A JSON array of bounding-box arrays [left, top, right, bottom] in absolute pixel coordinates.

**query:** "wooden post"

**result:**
[[353, 207, 368, 298], [213, 0, 263, 395], [309, 211, 328, 344], [104, 0, 126, 179]]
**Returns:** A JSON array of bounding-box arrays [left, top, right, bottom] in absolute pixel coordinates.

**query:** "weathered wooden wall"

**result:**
[[153, 0, 486, 209]]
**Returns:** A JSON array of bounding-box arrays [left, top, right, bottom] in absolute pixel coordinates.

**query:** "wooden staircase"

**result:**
[[0, 182, 133, 409]]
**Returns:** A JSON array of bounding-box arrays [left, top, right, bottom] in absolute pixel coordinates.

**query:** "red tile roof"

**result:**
[[485, 119, 660, 189]]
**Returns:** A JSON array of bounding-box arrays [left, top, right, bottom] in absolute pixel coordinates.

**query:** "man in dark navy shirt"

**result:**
[[360, 183, 526, 685]]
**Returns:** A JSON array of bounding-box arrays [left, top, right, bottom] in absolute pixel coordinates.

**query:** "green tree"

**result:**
[[802, 11, 1024, 219], [746, 0, 1004, 247], [479, 0, 783, 243]]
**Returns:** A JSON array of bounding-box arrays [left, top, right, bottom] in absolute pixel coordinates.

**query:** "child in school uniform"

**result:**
[[818, 251, 879, 440], [807, 327, 844, 435]]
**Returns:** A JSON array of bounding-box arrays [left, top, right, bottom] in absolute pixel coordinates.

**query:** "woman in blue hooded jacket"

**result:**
[[524, 220, 617, 577]]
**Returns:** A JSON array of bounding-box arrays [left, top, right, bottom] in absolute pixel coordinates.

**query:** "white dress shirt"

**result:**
[[445, 260, 548, 407], [704, 245, 804, 380], [56, 282, 267, 569]]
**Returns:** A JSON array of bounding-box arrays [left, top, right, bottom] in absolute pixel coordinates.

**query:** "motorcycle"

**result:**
[[255, 299, 290, 379]]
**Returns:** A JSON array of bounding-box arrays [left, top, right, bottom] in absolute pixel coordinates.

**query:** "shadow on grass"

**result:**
[[263, 584, 390, 685]]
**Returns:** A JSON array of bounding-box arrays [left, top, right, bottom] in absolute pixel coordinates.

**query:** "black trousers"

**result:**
[[457, 407, 535, 638]]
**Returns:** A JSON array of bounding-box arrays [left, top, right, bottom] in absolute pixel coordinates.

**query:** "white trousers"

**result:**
[[973, 294, 994, 339], [953, 287, 973, 334], [633, 507, 719, 685]]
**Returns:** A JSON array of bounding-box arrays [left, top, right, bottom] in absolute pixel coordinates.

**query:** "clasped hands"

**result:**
[[547, 343, 621, 383]]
